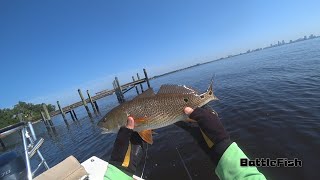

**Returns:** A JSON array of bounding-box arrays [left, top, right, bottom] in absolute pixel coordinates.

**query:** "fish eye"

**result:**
[[209, 91, 213, 95], [184, 98, 188, 102], [200, 95, 204, 98]]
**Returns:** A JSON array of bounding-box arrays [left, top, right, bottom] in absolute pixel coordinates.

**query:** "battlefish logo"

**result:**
[[240, 158, 302, 167]]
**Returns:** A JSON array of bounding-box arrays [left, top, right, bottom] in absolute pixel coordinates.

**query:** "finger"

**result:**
[[126, 116, 135, 129], [184, 107, 194, 115]]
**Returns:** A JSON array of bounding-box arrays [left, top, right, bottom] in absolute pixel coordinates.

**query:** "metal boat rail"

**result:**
[[0, 115, 49, 180], [0, 122, 25, 138]]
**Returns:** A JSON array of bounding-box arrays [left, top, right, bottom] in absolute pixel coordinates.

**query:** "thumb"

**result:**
[[184, 107, 194, 115], [126, 116, 135, 129]]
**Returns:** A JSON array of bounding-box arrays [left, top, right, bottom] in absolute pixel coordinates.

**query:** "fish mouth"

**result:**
[[100, 127, 118, 134], [100, 127, 110, 134]]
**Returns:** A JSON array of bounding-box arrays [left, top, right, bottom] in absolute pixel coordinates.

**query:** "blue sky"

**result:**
[[0, 0, 319, 108]]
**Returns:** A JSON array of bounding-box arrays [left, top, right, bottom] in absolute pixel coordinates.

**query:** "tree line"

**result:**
[[0, 101, 55, 129]]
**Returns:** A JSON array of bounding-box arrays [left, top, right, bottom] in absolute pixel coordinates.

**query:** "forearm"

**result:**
[[109, 127, 144, 176], [216, 143, 266, 180], [110, 127, 133, 168], [104, 163, 132, 180]]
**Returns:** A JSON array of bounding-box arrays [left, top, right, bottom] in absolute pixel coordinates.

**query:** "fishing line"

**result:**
[[140, 143, 148, 178], [212, 73, 219, 116], [167, 129, 193, 180], [211, 73, 216, 83], [176, 147, 193, 180], [211, 73, 216, 89]]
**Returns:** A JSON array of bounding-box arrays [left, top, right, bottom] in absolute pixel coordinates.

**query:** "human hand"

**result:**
[[184, 106, 229, 147], [126, 116, 134, 129], [177, 105, 232, 165]]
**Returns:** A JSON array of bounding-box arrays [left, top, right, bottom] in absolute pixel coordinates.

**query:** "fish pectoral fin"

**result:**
[[134, 117, 148, 124], [184, 118, 197, 123], [138, 129, 153, 144]]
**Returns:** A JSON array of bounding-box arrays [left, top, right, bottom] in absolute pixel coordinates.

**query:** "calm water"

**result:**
[[1, 38, 320, 180]]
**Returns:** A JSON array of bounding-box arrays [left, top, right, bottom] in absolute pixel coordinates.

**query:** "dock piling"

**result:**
[[87, 90, 98, 115], [78, 89, 93, 118], [143, 68, 151, 88], [57, 101, 68, 126], [40, 111, 49, 127], [93, 101, 100, 113], [132, 76, 140, 95], [40, 111, 53, 132], [42, 103, 54, 127], [114, 77, 125, 103], [17, 113, 23, 122], [137, 73, 144, 92], [69, 111, 75, 121], [72, 109, 78, 120]]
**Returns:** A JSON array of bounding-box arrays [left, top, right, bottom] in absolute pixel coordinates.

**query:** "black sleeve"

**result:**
[[109, 127, 145, 175], [110, 127, 133, 164]]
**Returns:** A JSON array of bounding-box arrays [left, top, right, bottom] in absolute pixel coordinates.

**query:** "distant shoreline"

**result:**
[[151, 36, 320, 80]]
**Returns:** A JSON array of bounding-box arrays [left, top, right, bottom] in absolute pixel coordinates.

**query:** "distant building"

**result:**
[[309, 34, 315, 39], [282, 40, 285, 44]]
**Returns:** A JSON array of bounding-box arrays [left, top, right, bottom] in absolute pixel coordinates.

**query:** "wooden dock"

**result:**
[[39, 69, 151, 128], [49, 78, 147, 117]]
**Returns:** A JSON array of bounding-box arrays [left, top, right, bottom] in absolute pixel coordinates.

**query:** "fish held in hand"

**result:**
[[97, 80, 218, 144]]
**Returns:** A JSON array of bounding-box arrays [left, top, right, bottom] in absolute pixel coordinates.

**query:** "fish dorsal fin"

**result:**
[[157, 84, 198, 95], [132, 88, 155, 100]]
